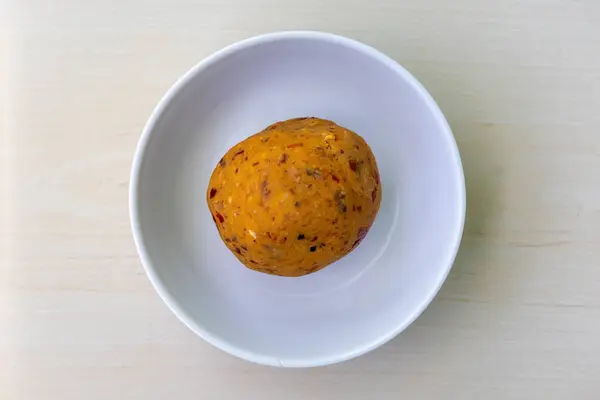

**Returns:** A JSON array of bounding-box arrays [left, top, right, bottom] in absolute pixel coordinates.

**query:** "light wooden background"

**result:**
[[3, 0, 600, 398]]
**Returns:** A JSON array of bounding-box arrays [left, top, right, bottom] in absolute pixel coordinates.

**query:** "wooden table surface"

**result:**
[[3, 1, 600, 398]]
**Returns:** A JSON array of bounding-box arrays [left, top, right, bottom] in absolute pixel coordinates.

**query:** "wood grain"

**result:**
[[4, 0, 600, 398]]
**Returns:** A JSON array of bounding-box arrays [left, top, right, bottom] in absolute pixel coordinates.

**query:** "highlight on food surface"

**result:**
[[207, 117, 381, 277]]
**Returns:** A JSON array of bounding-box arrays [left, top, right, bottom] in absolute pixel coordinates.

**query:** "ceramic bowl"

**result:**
[[130, 31, 465, 367]]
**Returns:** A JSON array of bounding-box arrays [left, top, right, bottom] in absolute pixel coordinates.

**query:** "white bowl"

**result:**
[[130, 31, 465, 367]]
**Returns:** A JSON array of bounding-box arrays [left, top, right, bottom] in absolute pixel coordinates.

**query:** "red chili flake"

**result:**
[[357, 226, 369, 241], [233, 149, 245, 158], [252, 161, 260, 166], [287, 143, 303, 148], [351, 226, 370, 249], [356, 205, 363, 212], [249, 260, 258, 264], [225, 238, 231, 243], [310, 236, 318, 242], [241, 245, 248, 251], [215, 213, 225, 223], [219, 157, 226, 167], [209, 188, 217, 198], [234, 247, 242, 255], [349, 158, 359, 172], [235, 168, 239, 174], [279, 153, 288, 164], [289, 188, 296, 195], [340, 149, 345, 154], [372, 187, 378, 203], [374, 170, 380, 184], [331, 174, 340, 183]]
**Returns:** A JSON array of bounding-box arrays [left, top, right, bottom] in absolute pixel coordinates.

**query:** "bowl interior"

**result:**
[[132, 33, 464, 367]]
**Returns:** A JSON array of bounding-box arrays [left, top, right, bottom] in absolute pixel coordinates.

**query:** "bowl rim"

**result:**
[[129, 30, 466, 368]]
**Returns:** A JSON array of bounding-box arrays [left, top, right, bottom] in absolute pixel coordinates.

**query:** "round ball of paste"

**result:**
[[207, 117, 382, 277]]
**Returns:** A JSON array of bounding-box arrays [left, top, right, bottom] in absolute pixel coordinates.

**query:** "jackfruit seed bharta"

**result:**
[[207, 117, 382, 277]]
